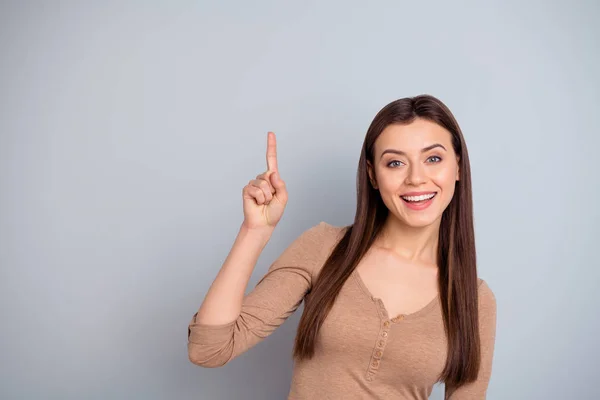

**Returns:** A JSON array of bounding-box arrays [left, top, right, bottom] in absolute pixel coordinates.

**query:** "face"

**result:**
[[367, 118, 460, 229]]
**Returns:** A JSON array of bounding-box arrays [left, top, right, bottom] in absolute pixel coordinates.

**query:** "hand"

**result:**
[[241, 132, 288, 230]]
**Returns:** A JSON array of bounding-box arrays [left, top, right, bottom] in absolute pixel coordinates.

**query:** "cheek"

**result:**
[[433, 167, 457, 188], [377, 173, 402, 192], [432, 169, 458, 204]]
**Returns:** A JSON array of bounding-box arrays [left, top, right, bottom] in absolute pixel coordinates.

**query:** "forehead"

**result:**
[[375, 119, 453, 156]]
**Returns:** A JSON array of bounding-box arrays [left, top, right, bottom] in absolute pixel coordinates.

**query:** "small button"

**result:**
[[378, 340, 385, 347], [391, 314, 405, 322], [383, 321, 390, 327], [371, 360, 380, 368], [375, 350, 383, 358], [382, 331, 388, 338]]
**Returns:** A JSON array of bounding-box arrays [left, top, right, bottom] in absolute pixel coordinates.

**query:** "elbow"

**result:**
[[187, 341, 234, 368], [187, 313, 239, 368]]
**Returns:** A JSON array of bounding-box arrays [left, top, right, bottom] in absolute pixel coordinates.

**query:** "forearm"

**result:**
[[195, 223, 275, 325]]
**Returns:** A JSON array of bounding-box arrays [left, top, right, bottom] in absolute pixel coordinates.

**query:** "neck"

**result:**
[[376, 215, 441, 265]]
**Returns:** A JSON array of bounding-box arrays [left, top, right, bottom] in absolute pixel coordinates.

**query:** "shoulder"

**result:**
[[316, 220, 348, 240], [278, 221, 346, 265], [476, 278, 497, 327], [298, 221, 348, 277], [299, 221, 347, 248], [476, 279, 496, 306]]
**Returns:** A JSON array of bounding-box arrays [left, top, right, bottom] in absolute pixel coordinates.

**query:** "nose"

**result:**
[[405, 163, 427, 185]]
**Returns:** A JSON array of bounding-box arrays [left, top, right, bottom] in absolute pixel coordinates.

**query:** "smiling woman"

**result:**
[[188, 94, 496, 400], [368, 119, 461, 227]]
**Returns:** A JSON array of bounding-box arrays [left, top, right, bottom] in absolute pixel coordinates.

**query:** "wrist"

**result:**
[[239, 223, 274, 245]]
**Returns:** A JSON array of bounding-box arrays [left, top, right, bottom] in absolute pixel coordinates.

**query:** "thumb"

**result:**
[[271, 171, 284, 188]]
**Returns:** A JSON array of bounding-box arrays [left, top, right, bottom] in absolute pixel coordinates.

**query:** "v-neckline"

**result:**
[[351, 269, 440, 321]]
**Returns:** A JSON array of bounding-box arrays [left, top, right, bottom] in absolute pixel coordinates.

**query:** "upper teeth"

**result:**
[[401, 193, 435, 202]]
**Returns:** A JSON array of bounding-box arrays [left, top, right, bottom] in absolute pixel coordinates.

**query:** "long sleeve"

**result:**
[[187, 222, 329, 368], [445, 280, 497, 399]]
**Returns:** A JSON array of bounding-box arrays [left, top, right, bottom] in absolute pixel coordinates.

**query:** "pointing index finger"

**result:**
[[266, 131, 278, 172]]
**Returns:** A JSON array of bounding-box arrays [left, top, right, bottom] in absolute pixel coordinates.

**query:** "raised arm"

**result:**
[[193, 132, 287, 326], [188, 222, 328, 367], [188, 131, 323, 367]]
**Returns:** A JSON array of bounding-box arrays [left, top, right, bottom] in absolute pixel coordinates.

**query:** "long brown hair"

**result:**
[[293, 94, 480, 388]]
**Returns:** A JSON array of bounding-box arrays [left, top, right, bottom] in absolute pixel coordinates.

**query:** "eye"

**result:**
[[427, 155, 442, 163], [387, 160, 404, 168]]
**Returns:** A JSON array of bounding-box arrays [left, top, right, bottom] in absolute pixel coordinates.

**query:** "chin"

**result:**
[[396, 210, 443, 229], [404, 218, 438, 229]]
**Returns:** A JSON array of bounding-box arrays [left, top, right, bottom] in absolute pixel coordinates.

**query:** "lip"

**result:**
[[400, 192, 437, 211], [401, 191, 437, 196]]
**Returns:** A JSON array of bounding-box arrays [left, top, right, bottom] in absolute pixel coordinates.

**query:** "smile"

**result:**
[[400, 192, 437, 210]]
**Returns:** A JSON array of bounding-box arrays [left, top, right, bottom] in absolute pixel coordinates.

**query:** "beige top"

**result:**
[[188, 222, 497, 399]]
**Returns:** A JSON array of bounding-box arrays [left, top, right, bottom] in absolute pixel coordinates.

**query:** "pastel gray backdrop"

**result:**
[[1, 1, 598, 399]]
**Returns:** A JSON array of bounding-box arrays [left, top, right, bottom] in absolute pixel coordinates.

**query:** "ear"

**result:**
[[367, 161, 378, 189]]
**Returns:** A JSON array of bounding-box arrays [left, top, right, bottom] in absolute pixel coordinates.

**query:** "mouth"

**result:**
[[400, 192, 437, 210]]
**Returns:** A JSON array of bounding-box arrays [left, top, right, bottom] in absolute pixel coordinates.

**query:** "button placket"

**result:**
[[365, 319, 391, 381]]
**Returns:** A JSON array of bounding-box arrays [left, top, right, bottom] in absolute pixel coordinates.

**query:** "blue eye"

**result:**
[[387, 157, 441, 167]]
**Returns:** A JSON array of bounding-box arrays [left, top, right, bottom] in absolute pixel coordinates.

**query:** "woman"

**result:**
[[188, 94, 497, 399]]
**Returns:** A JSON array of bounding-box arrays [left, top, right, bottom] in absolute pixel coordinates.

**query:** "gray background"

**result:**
[[1, 1, 598, 399]]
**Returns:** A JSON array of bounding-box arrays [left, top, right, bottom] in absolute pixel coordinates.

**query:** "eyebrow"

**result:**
[[379, 143, 447, 160]]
